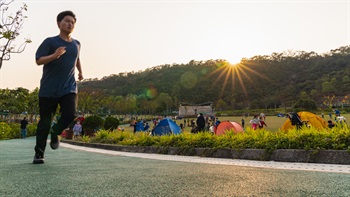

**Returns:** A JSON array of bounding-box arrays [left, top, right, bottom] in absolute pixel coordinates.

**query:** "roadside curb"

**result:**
[[61, 140, 350, 164]]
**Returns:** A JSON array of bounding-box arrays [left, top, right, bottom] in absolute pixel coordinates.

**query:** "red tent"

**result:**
[[215, 121, 244, 136]]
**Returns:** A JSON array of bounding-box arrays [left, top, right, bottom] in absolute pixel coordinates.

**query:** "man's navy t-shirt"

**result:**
[[36, 35, 80, 98]]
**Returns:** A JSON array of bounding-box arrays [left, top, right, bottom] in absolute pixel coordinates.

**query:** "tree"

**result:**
[[300, 91, 309, 99], [155, 93, 173, 114], [293, 99, 317, 111], [0, 0, 31, 69], [215, 99, 228, 111], [322, 81, 333, 94]]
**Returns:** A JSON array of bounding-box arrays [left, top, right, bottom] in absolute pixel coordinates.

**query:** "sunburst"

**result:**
[[209, 60, 270, 98]]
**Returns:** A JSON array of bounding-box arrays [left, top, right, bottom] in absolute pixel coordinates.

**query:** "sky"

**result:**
[[1, 0, 349, 91]]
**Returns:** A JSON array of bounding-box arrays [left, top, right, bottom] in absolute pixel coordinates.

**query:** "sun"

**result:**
[[225, 57, 242, 65], [209, 60, 270, 98]]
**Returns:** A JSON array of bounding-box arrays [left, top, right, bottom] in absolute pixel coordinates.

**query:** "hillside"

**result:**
[[78, 46, 350, 111]]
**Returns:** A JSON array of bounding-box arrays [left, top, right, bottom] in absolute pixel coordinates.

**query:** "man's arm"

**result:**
[[36, 46, 66, 65], [76, 59, 83, 81]]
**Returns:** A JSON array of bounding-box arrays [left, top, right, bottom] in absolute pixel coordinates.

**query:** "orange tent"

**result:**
[[215, 121, 244, 136], [281, 111, 327, 131]]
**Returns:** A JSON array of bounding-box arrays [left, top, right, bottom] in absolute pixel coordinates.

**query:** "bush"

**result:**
[[27, 124, 37, 137], [77, 126, 350, 151], [0, 122, 37, 140], [8, 123, 21, 139], [83, 115, 104, 132], [0, 122, 12, 140], [103, 116, 119, 131]]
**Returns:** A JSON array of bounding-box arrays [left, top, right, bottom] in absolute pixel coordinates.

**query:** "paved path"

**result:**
[[61, 143, 350, 174], [1, 137, 350, 196]]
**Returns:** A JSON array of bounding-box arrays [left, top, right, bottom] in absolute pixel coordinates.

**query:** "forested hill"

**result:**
[[78, 46, 350, 110]]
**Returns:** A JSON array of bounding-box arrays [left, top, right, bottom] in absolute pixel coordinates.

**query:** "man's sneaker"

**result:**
[[33, 154, 45, 164], [50, 133, 60, 150]]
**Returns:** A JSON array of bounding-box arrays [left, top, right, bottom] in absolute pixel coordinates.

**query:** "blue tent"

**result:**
[[152, 118, 182, 136], [135, 121, 145, 132]]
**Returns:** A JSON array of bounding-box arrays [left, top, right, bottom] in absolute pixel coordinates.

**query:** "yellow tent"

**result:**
[[281, 111, 327, 131]]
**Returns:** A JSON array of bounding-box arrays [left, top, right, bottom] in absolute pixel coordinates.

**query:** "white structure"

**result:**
[[178, 102, 213, 117]]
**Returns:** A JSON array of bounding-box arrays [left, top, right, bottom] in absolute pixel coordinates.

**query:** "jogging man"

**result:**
[[33, 10, 83, 164]]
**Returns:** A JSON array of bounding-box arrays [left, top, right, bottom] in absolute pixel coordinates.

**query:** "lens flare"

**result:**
[[145, 87, 158, 99], [180, 71, 197, 89]]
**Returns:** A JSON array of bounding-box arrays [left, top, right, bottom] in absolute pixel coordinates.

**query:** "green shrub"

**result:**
[[0, 122, 13, 140], [75, 125, 350, 151], [103, 116, 119, 131], [81, 135, 90, 143], [83, 115, 104, 132], [8, 123, 21, 139], [27, 124, 37, 137], [0, 122, 37, 140]]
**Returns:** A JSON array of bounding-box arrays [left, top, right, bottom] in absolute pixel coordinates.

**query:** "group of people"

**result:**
[[189, 113, 220, 133], [248, 112, 267, 130], [187, 112, 268, 133], [326, 108, 347, 129], [130, 119, 151, 133]]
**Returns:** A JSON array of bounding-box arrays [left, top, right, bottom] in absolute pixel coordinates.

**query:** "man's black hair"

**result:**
[[57, 10, 76, 22]]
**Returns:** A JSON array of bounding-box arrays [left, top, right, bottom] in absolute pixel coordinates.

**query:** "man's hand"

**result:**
[[55, 46, 66, 59], [78, 73, 83, 81]]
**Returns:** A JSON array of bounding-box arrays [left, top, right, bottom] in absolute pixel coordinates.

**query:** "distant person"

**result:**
[[209, 125, 214, 134], [250, 115, 261, 130], [131, 120, 137, 133], [179, 123, 184, 131], [287, 112, 303, 130], [144, 122, 150, 132], [327, 120, 335, 128], [259, 117, 267, 129], [241, 118, 245, 128], [336, 116, 346, 124], [196, 113, 206, 132], [20, 117, 28, 139], [215, 118, 221, 127], [260, 112, 266, 120], [72, 121, 82, 140], [33, 11, 83, 164], [77, 114, 85, 135], [334, 108, 340, 120]]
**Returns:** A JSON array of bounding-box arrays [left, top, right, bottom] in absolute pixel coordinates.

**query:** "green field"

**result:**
[[177, 113, 349, 132], [217, 115, 300, 132], [117, 112, 350, 133]]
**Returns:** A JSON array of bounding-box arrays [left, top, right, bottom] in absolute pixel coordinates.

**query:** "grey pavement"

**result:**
[[1, 137, 350, 197]]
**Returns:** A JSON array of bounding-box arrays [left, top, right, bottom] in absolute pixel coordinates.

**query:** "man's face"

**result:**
[[58, 15, 75, 34]]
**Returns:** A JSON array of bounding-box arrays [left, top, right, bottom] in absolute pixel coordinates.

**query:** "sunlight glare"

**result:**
[[226, 57, 242, 65], [209, 60, 270, 98]]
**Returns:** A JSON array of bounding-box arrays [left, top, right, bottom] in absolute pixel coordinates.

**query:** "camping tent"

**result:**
[[215, 121, 244, 136], [135, 121, 145, 132], [281, 111, 327, 131], [151, 118, 182, 136]]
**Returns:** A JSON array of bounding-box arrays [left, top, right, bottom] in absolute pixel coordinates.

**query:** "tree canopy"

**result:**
[[1, 46, 349, 115], [77, 46, 350, 114]]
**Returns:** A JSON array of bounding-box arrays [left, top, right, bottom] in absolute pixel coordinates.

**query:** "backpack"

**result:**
[[291, 113, 302, 126]]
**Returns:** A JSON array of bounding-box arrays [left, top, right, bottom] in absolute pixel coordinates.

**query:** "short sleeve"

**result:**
[[35, 38, 51, 60]]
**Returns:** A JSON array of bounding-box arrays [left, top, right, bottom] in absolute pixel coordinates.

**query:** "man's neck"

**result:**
[[59, 33, 72, 42]]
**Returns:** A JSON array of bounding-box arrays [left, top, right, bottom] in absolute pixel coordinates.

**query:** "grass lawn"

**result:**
[[121, 113, 350, 133]]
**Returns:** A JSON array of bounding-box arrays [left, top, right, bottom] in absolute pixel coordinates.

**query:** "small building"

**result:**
[[178, 102, 213, 117]]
